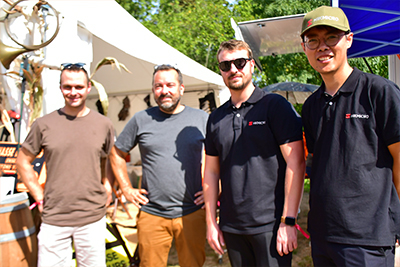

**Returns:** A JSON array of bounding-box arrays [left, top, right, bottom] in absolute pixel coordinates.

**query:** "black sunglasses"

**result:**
[[218, 58, 251, 72], [61, 63, 86, 70]]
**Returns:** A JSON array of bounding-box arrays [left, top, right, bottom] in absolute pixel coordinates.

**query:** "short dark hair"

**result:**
[[217, 39, 253, 61], [152, 64, 183, 85], [60, 64, 90, 85]]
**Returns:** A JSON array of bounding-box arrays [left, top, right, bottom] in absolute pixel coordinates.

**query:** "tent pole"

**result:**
[[363, 58, 374, 75], [17, 56, 29, 151]]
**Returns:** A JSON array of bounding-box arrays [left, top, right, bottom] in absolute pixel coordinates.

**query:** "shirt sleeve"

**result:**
[[268, 95, 303, 145], [204, 113, 219, 156], [115, 114, 139, 153], [375, 81, 400, 146], [21, 119, 43, 156]]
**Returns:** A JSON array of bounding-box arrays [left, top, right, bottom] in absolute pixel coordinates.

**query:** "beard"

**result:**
[[156, 94, 181, 113], [226, 73, 252, 91]]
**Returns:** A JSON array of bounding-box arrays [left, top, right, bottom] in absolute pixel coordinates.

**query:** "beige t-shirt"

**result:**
[[22, 109, 114, 226]]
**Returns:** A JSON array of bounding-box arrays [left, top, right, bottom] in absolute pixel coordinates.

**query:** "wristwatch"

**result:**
[[281, 216, 297, 226]]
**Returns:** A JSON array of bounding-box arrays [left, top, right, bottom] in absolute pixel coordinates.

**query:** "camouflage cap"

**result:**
[[301, 6, 350, 36]]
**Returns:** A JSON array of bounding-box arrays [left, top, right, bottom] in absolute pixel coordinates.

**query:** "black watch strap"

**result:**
[[281, 216, 297, 226]]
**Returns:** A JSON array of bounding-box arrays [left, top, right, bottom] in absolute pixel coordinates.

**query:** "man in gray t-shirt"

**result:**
[[109, 64, 208, 267]]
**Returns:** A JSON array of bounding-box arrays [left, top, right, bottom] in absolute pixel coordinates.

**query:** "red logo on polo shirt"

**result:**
[[248, 121, 266, 126], [346, 114, 351, 119]]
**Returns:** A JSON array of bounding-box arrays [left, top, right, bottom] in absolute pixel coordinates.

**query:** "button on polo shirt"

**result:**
[[205, 86, 303, 235], [302, 67, 400, 246]]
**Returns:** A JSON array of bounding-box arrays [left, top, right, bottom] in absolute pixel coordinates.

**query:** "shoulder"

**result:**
[[32, 110, 60, 125], [303, 87, 321, 108], [259, 92, 296, 115], [124, 107, 158, 127], [355, 68, 399, 91], [184, 106, 208, 118], [89, 110, 113, 125], [260, 91, 287, 104], [209, 101, 230, 121], [129, 107, 157, 120]]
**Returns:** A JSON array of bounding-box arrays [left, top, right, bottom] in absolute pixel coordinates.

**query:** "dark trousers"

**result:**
[[311, 238, 395, 267], [223, 231, 292, 267]]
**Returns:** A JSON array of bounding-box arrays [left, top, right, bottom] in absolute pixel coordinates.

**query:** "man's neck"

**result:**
[[230, 84, 255, 108], [160, 104, 185, 115], [321, 64, 353, 96], [61, 106, 89, 117]]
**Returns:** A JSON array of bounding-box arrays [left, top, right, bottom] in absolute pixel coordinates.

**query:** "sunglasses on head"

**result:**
[[154, 63, 179, 70], [218, 58, 251, 72], [61, 63, 86, 70]]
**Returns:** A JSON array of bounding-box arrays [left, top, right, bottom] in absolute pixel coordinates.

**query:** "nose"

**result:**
[[160, 85, 171, 95], [229, 61, 239, 72], [317, 38, 329, 51]]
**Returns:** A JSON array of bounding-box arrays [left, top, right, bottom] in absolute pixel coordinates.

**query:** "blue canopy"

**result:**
[[336, 0, 400, 58], [233, 0, 400, 71]]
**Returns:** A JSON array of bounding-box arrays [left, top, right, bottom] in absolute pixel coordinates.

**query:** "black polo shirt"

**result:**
[[205, 86, 302, 235], [303, 68, 400, 246]]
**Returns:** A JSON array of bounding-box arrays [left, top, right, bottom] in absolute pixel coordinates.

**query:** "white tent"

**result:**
[[0, 0, 228, 143], [51, 0, 227, 94]]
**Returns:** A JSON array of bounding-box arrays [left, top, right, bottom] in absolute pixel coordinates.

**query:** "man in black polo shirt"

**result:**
[[301, 6, 400, 266], [203, 39, 306, 267]]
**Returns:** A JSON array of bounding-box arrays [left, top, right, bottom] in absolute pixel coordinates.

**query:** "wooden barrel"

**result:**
[[0, 193, 37, 267]]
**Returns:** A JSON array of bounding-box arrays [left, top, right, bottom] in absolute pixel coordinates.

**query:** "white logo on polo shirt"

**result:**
[[345, 113, 369, 119]]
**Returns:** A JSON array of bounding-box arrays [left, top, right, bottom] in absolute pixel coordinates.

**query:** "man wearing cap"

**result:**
[[301, 6, 400, 266], [16, 63, 115, 266], [109, 64, 208, 267]]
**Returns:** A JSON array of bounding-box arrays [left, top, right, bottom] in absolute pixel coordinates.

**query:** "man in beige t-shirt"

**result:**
[[16, 63, 114, 267]]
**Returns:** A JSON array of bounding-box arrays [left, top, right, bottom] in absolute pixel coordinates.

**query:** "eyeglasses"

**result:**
[[218, 58, 251, 72], [61, 63, 86, 70], [304, 33, 347, 50]]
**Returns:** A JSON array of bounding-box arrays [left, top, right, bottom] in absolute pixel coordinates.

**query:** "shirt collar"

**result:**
[[317, 67, 361, 99], [228, 86, 264, 109]]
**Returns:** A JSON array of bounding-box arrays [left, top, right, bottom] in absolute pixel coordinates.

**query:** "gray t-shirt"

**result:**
[[115, 106, 208, 218]]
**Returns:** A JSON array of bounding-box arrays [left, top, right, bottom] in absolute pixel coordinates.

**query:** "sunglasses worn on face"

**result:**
[[218, 58, 251, 72], [61, 63, 86, 70], [304, 33, 346, 50]]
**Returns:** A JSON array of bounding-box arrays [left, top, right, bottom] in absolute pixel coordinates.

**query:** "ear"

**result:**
[[250, 58, 255, 74], [180, 84, 185, 95], [87, 81, 92, 93], [301, 42, 306, 53], [346, 32, 354, 49]]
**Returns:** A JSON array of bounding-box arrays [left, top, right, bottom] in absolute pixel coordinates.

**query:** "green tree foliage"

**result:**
[[117, 0, 388, 87], [120, 0, 235, 73], [116, 0, 156, 22], [349, 56, 388, 78]]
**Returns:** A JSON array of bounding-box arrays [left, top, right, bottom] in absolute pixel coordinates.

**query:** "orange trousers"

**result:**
[[137, 209, 206, 267]]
